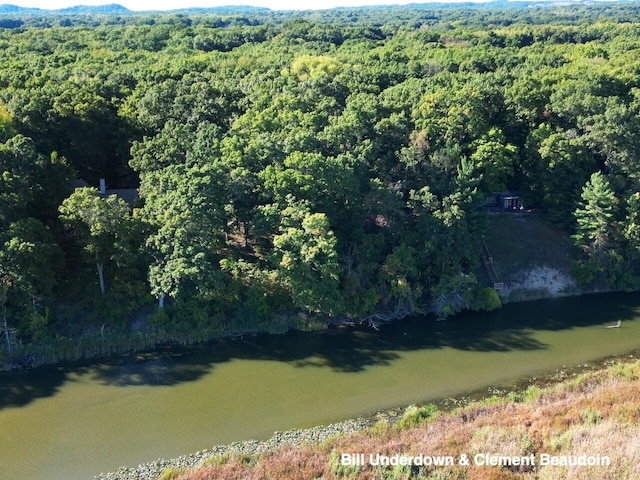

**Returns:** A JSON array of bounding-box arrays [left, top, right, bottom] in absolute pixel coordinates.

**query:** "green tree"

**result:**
[[0, 218, 61, 339], [0, 100, 16, 143], [469, 127, 517, 193], [525, 124, 597, 226], [574, 172, 617, 255], [0, 135, 73, 228], [59, 188, 132, 296], [145, 163, 226, 306], [0, 273, 17, 355], [273, 202, 343, 315], [573, 172, 619, 285], [1, 218, 60, 313], [623, 192, 640, 259]]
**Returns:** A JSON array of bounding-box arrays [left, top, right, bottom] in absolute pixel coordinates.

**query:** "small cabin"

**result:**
[[482, 192, 523, 211], [73, 178, 139, 208], [499, 192, 522, 211]]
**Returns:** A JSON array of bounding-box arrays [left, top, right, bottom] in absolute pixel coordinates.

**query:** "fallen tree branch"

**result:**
[[359, 302, 413, 330]]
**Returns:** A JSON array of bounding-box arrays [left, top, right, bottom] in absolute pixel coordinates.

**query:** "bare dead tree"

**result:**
[[359, 301, 413, 331]]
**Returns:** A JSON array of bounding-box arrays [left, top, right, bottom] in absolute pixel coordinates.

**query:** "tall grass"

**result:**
[[6, 324, 230, 369]]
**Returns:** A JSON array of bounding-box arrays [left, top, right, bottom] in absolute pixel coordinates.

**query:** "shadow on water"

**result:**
[[1, 292, 639, 409], [0, 366, 66, 409], [85, 350, 213, 387]]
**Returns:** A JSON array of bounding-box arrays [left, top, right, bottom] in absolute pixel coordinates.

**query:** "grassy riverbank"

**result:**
[[135, 355, 640, 480]]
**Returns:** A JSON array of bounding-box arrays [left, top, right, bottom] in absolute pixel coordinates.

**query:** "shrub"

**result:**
[[369, 419, 392, 436], [506, 384, 544, 403], [158, 468, 183, 480], [609, 362, 639, 381], [378, 462, 412, 480], [580, 407, 603, 425], [471, 287, 501, 312], [397, 404, 440, 429], [199, 453, 230, 467], [522, 384, 544, 402], [549, 431, 572, 452], [329, 450, 360, 478]]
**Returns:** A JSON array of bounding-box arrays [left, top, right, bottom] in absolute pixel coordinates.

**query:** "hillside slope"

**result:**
[[481, 213, 580, 302]]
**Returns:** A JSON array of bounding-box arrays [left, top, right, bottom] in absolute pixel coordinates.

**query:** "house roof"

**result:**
[[499, 191, 521, 199], [72, 178, 90, 189], [103, 189, 139, 207], [73, 179, 139, 208]]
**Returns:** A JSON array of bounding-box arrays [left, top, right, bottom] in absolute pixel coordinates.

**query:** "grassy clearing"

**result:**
[[174, 356, 640, 480]]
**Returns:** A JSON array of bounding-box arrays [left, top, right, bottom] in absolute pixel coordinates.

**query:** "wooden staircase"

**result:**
[[481, 240, 503, 291]]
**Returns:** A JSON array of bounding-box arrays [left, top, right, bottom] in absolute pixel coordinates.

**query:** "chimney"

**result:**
[[99, 178, 106, 194]]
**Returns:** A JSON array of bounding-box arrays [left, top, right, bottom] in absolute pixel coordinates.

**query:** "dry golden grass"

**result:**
[[176, 359, 640, 480]]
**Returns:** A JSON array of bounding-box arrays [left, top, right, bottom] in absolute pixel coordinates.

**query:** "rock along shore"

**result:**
[[94, 417, 372, 480]]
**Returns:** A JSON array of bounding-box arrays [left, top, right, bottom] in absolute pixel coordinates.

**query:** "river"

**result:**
[[1, 292, 639, 480]]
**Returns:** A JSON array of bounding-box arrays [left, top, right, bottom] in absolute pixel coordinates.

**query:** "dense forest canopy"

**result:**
[[1, 3, 640, 363]]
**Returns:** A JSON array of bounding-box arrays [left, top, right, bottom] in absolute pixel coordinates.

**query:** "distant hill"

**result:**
[[0, 0, 631, 16], [170, 6, 273, 14], [0, 4, 40, 13], [0, 3, 131, 14], [0, 3, 275, 15], [58, 4, 131, 14]]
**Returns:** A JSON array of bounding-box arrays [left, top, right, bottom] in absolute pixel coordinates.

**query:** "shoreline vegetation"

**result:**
[[0, 280, 599, 372], [96, 352, 640, 480]]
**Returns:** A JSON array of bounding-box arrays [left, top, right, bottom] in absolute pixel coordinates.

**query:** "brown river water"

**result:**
[[1, 292, 639, 480]]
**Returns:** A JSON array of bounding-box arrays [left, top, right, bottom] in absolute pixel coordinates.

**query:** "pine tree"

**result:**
[[572, 171, 621, 286], [573, 171, 617, 256]]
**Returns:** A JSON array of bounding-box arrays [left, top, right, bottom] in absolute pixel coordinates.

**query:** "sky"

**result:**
[[4, 0, 489, 12]]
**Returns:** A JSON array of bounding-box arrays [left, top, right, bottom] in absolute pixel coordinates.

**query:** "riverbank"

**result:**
[[1, 285, 631, 386], [0, 283, 614, 373], [95, 418, 373, 480], [4, 293, 638, 479], [0, 213, 613, 372], [96, 352, 639, 480]]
